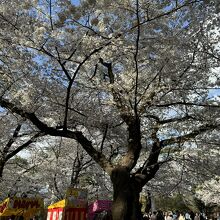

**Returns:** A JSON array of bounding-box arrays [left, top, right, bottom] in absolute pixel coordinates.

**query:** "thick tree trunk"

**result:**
[[111, 167, 143, 220]]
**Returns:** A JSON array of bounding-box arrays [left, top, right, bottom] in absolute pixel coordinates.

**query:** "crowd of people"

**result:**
[[143, 210, 208, 220], [92, 209, 212, 220], [91, 209, 220, 220]]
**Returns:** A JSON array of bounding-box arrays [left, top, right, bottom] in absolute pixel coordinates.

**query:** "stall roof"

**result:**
[[48, 200, 66, 209], [0, 197, 43, 218]]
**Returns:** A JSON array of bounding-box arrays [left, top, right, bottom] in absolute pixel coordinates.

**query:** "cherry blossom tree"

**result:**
[[0, 111, 42, 179], [30, 137, 95, 203], [0, 149, 45, 201], [26, 137, 112, 204], [144, 136, 220, 211], [0, 0, 220, 219]]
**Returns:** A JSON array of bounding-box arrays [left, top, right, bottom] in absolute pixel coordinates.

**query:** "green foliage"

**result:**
[[12, 156, 29, 166], [155, 194, 189, 212]]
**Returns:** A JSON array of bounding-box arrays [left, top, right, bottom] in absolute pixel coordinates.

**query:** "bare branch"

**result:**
[[99, 58, 114, 84], [161, 123, 220, 147], [154, 101, 220, 108], [134, 0, 141, 117], [100, 124, 108, 153], [159, 115, 194, 124], [131, 0, 203, 31], [49, 0, 54, 30], [90, 64, 98, 80], [5, 132, 44, 161], [3, 124, 22, 156], [71, 18, 111, 40], [138, 65, 165, 108], [49, 100, 87, 117]]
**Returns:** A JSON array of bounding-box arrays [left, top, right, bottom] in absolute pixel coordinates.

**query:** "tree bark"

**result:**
[[0, 160, 5, 179], [111, 166, 143, 220]]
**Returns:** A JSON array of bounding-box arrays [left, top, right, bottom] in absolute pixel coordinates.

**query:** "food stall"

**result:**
[[47, 188, 87, 220], [0, 197, 44, 220], [88, 200, 112, 220]]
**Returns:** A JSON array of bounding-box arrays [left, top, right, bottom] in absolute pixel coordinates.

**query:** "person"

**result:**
[[200, 213, 204, 220], [173, 212, 178, 220], [185, 212, 191, 220], [178, 213, 185, 220], [189, 211, 195, 220], [167, 212, 173, 220], [165, 212, 169, 220], [174, 211, 180, 220], [143, 213, 150, 220], [95, 210, 112, 220], [194, 213, 200, 220], [157, 210, 165, 220], [217, 212, 220, 220], [150, 211, 157, 220], [9, 215, 15, 220]]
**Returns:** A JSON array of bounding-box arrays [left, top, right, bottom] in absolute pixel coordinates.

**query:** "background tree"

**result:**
[[141, 135, 220, 212], [0, 111, 42, 179], [0, 0, 220, 219], [0, 152, 44, 200], [28, 137, 100, 204]]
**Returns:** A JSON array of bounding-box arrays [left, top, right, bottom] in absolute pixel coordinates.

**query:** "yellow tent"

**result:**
[[47, 188, 88, 220], [47, 200, 66, 209], [0, 197, 44, 220]]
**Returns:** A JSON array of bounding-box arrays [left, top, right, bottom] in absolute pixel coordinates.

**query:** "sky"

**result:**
[[71, 0, 80, 6], [0, 107, 4, 112]]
